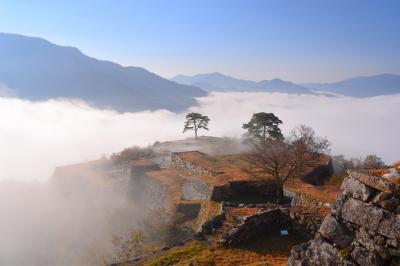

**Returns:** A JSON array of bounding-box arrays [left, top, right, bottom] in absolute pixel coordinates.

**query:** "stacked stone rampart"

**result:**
[[302, 157, 334, 185], [171, 152, 214, 176], [223, 208, 290, 245], [288, 170, 400, 266], [210, 180, 283, 202], [286, 189, 331, 209]]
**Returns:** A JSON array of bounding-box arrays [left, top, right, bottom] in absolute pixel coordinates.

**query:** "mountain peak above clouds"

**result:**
[[172, 72, 313, 94], [304, 73, 400, 97], [0, 32, 206, 112]]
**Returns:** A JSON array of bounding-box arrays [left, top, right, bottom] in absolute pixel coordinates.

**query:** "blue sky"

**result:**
[[0, 0, 399, 82]]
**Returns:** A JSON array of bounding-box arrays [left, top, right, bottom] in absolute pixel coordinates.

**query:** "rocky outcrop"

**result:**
[[288, 169, 400, 266]]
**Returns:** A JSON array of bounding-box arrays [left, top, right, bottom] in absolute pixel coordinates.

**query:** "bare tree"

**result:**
[[332, 155, 364, 175], [362, 154, 385, 169], [245, 125, 330, 197]]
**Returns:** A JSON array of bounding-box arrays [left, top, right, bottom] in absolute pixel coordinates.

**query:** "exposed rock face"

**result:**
[[288, 170, 400, 266]]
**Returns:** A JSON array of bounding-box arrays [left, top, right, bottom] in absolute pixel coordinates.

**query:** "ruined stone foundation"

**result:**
[[288, 170, 400, 266]]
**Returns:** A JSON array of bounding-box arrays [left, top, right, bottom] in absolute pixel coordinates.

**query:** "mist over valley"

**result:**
[[1, 1, 400, 264]]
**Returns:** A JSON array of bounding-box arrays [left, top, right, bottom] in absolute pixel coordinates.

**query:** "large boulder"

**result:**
[[377, 211, 400, 240], [355, 227, 391, 259], [340, 198, 384, 230], [351, 245, 384, 266], [372, 191, 399, 211], [331, 194, 348, 217], [319, 214, 353, 248], [348, 170, 400, 196], [341, 177, 376, 201], [305, 235, 354, 266]]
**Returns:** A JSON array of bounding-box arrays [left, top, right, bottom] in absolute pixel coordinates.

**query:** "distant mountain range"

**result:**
[[304, 73, 400, 97], [172, 72, 400, 97], [0, 33, 206, 112], [1, 33, 399, 113], [171, 72, 312, 94]]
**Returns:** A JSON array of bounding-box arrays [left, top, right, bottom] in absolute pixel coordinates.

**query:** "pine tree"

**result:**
[[242, 112, 283, 141], [183, 112, 210, 140]]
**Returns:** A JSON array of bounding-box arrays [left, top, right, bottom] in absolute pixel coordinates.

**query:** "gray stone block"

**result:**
[[319, 214, 353, 248], [340, 198, 384, 230], [341, 177, 376, 201]]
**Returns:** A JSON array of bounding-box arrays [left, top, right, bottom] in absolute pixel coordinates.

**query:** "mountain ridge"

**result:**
[[171, 72, 312, 94], [304, 73, 400, 97], [172, 72, 400, 97], [0, 32, 206, 112]]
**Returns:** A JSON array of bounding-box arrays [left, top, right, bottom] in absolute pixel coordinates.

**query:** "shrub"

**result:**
[[324, 175, 345, 186], [110, 146, 155, 164], [339, 249, 351, 260]]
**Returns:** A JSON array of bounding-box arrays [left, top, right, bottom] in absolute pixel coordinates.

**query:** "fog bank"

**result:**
[[194, 92, 400, 164], [0, 92, 398, 265], [0, 92, 399, 182]]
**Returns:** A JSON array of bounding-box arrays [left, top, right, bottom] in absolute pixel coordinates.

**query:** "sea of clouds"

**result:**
[[0, 92, 399, 182], [0, 91, 398, 265]]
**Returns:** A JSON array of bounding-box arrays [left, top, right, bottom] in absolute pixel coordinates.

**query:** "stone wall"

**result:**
[[288, 170, 400, 266], [211, 180, 283, 202], [176, 203, 202, 223], [130, 163, 160, 177], [223, 208, 290, 245], [195, 212, 226, 236], [301, 157, 334, 186], [288, 207, 324, 235], [171, 152, 214, 176], [286, 189, 331, 209]]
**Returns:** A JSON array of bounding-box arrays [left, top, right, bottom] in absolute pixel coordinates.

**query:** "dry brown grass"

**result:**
[[176, 152, 255, 186], [368, 168, 391, 177], [177, 151, 339, 205], [226, 207, 260, 217], [284, 178, 340, 203], [137, 233, 308, 266]]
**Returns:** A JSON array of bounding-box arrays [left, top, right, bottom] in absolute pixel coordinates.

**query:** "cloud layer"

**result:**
[[194, 92, 400, 164], [0, 92, 398, 264], [0, 92, 399, 181]]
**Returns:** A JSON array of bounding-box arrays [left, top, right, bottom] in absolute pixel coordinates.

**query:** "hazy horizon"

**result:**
[[1, 0, 400, 83]]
